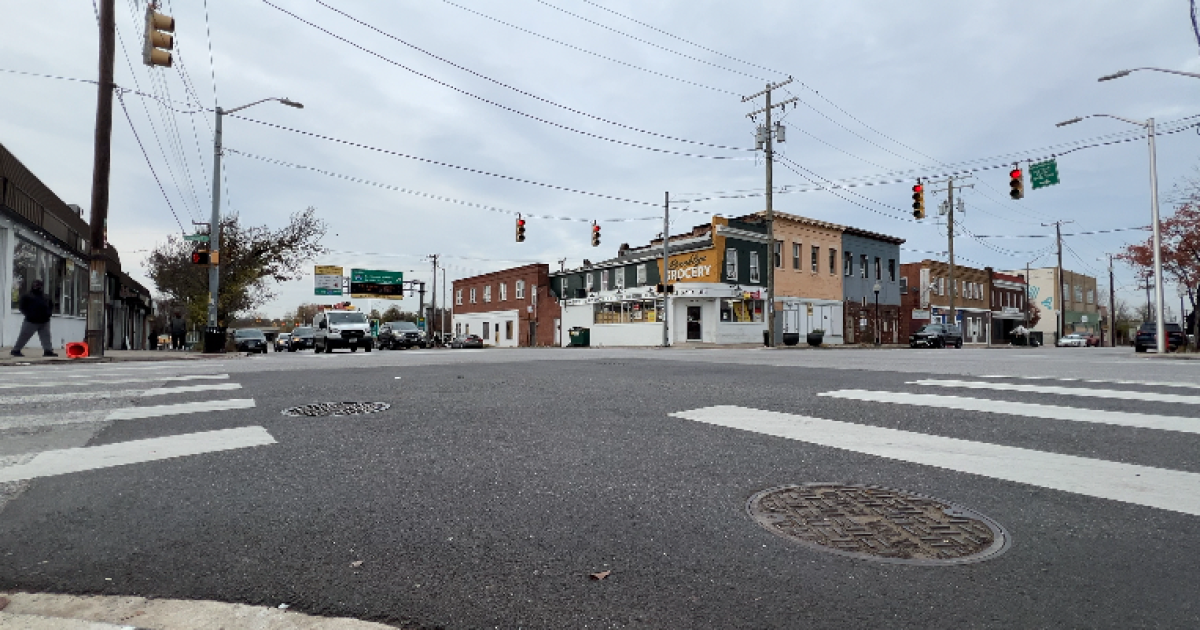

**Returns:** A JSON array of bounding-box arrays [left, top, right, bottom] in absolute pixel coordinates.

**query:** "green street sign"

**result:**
[[1029, 159, 1060, 190], [350, 268, 404, 299], [183, 234, 209, 242]]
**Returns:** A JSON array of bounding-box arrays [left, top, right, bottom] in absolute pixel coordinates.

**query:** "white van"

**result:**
[[313, 309, 374, 353]]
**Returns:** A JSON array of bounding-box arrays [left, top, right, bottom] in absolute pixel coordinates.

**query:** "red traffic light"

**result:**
[[517, 218, 525, 226], [592, 224, 601, 232], [1010, 169, 1022, 179], [912, 184, 923, 193], [191, 252, 201, 264]]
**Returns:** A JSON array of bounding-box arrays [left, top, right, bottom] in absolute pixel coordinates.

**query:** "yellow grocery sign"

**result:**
[[660, 249, 719, 283]]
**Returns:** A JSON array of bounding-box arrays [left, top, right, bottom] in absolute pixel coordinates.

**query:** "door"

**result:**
[[686, 306, 702, 341]]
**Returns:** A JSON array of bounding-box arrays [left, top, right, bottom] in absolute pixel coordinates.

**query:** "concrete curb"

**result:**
[[0, 351, 242, 367], [0, 593, 402, 629]]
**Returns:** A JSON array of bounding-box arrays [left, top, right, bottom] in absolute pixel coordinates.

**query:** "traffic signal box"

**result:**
[[911, 181, 925, 219], [591, 222, 601, 247], [142, 5, 175, 67], [516, 217, 526, 242], [190, 247, 210, 265], [1009, 167, 1025, 200]]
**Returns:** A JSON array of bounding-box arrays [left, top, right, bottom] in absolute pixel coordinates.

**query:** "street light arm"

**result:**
[[1099, 67, 1200, 82], [222, 97, 304, 116], [1056, 113, 1147, 128]]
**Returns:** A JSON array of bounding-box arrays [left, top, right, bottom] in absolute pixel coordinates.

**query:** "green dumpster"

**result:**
[[568, 327, 590, 347]]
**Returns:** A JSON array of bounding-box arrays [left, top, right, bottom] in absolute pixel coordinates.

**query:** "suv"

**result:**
[[313, 310, 374, 353], [909, 323, 964, 349], [1134, 322, 1186, 353], [379, 321, 426, 349], [287, 326, 315, 352]]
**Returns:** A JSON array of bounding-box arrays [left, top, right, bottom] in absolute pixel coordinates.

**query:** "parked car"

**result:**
[[1056, 333, 1089, 348], [379, 321, 426, 349], [288, 327, 315, 352], [233, 328, 268, 354], [908, 324, 963, 349], [1134, 322, 1187, 353], [450, 334, 484, 349]]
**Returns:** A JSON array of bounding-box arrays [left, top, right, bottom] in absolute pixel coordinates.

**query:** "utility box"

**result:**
[[568, 327, 590, 347], [203, 326, 226, 353]]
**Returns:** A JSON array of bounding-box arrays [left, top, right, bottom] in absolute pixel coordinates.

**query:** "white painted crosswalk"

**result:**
[[910, 378, 1200, 405]]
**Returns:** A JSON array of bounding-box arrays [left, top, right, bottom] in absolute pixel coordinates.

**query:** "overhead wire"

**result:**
[[116, 92, 186, 233]]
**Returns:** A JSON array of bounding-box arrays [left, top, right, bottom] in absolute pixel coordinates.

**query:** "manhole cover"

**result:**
[[281, 402, 391, 417], [747, 483, 1010, 565]]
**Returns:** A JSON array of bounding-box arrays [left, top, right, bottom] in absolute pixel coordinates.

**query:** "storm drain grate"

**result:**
[[747, 483, 1010, 565], [281, 402, 391, 417]]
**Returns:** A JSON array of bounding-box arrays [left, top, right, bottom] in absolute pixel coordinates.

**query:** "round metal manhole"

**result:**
[[281, 402, 391, 417], [747, 483, 1010, 565]]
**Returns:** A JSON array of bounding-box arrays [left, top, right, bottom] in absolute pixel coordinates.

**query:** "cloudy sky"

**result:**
[[3, 1, 1198, 318]]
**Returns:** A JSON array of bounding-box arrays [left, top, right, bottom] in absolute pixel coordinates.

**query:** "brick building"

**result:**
[[900, 260, 992, 344], [452, 264, 560, 347], [990, 271, 1028, 343]]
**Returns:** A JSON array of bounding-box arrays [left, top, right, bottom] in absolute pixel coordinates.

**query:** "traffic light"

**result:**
[[142, 4, 175, 67], [591, 222, 601, 247], [1009, 166, 1025, 200], [911, 181, 925, 219], [515, 217, 526, 242], [190, 246, 210, 265]]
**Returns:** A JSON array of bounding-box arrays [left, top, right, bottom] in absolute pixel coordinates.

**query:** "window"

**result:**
[[484, 285, 492, 303], [749, 252, 760, 283], [888, 259, 896, 282], [593, 299, 660, 324], [774, 240, 783, 268], [1086, 289, 1094, 304], [516, 279, 526, 299], [10, 238, 83, 316], [636, 264, 647, 285], [720, 298, 765, 323], [844, 251, 853, 276], [726, 248, 738, 279], [499, 283, 507, 301], [505, 320, 512, 340], [811, 245, 819, 272], [455, 288, 463, 306], [470, 288, 477, 304], [585, 274, 594, 291], [900, 276, 908, 294], [1074, 285, 1083, 302], [1062, 282, 1069, 299], [615, 268, 625, 289], [829, 248, 837, 275], [600, 271, 608, 292], [482, 322, 489, 340], [560, 278, 568, 297], [874, 257, 881, 280], [792, 243, 801, 270]]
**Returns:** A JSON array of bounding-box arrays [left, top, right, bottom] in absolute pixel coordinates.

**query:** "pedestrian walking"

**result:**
[[10, 280, 58, 357], [170, 312, 187, 350]]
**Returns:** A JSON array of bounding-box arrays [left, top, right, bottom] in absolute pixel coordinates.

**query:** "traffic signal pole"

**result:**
[[207, 107, 224, 330], [86, 0, 116, 358], [662, 191, 670, 347]]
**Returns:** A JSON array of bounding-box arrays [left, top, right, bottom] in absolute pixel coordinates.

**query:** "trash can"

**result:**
[[203, 326, 226, 353], [568, 327, 590, 347]]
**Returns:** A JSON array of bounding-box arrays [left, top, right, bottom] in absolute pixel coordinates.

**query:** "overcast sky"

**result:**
[[3, 1, 1199, 318]]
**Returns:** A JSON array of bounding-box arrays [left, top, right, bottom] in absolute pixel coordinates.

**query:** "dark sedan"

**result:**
[[233, 328, 268, 354], [909, 323, 963, 349], [288, 327, 316, 352], [450, 334, 484, 349], [1134, 322, 1186, 352]]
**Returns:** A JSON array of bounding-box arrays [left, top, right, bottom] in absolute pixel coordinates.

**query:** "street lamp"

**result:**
[[1057, 113, 1166, 354], [1099, 67, 1200, 82], [206, 97, 303, 339], [873, 281, 882, 347]]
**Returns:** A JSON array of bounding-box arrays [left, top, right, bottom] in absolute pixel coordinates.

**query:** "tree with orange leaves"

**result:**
[[1119, 202, 1200, 344]]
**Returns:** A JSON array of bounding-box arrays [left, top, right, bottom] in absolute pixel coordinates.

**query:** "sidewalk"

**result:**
[[0, 349, 234, 367], [0, 592, 401, 629]]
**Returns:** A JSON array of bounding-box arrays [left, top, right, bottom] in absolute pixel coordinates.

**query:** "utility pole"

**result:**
[[86, 0, 116, 357], [429, 254, 439, 341], [662, 191, 670, 347], [1042, 220, 1074, 343], [1107, 254, 1116, 347], [442, 270, 448, 343], [743, 77, 797, 347], [1025, 261, 1031, 329], [927, 177, 973, 326]]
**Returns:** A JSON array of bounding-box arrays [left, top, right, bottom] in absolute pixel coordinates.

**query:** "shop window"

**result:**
[[843, 251, 852, 276], [749, 252, 760, 283], [516, 280, 526, 299], [792, 243, 801, 270], [636, 264, 647, 285], [593, 299, 660, 324], [484, 285, 492, 303], [720, 299, 765, 323], [726, 248, 737, 279], [500, 283, 507, 301], [506, 320, 513, 340], [811, 245, 819, 273]]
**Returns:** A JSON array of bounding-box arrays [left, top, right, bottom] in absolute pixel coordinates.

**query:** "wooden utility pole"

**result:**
[[662, 191, 670, 347], [1042, 220, 1074, 343], [86, 0, 117, 357], [927, 177, 973, 326], [743, 78, 797, 347]]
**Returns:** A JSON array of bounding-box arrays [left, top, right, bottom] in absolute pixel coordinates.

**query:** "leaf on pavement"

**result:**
[[589, 570, 611, 581], [350, 560, 364, 568]]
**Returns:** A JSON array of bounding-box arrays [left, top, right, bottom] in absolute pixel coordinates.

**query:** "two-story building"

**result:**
[[768, 212, 846, 344], [989, 271, 1028, 343], [840, 227, 904, 344], [452, 264, 560, 346], [1002, 267, 1099, 341], [900, 260, 992, 344], [550, 215, 769, 346]]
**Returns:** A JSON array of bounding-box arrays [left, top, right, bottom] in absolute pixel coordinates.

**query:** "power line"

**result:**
[[262, 0, 749, 161], [116, 92, 186, 233], [227, 115, 661, 207], [313, 0, 752, 152], [202, 0, 219, 106]]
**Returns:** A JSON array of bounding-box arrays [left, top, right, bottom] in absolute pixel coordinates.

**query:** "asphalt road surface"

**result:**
[[2, 347, 1199, 628]]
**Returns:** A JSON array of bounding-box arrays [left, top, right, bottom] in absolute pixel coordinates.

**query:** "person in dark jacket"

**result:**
[[11, 279, 57, 357], [170, 312, 187, 350]]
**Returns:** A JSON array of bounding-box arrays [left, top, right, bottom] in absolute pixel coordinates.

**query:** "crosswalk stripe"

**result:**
[[819, 390, 1200, 434], [911, 379, 1200, 405], [0, 374, 230, 390], [141, 383, 242, 397], [977, 374, 1200, 390], [105, 398, 256, 421], [0, 390, 145, 405], [0, 410, 110, 432], [0, 426, 276, 483], [670, 405, 1200, 517]]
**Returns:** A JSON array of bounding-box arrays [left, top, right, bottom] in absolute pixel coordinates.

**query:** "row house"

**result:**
[[1002, 267, 1099, 341], [768, 212, 846, 344], [451, 264, 559, 346], [990, 271, 1029, 343], [900, 260, 992, 344], [840, 227, 904, 344], [1, 142, 151, 351], [550, 215, 768, 346]]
